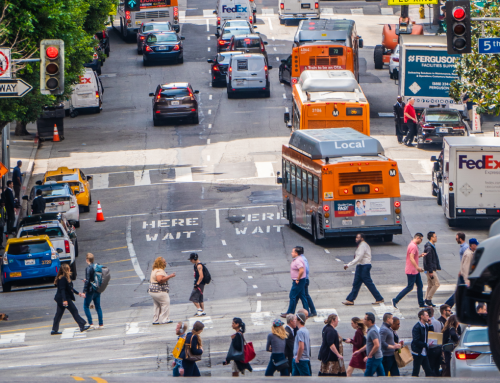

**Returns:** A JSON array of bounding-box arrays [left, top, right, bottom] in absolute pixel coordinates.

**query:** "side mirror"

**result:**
[[433, 162, 440, 172], [86, 175, 92, 181], [277, 171, 283, 184], [207, 59, 214, 63], [74, 191, 80, 195], [263, 41, 268, 45], [181, 36, 185, 40], [22, 195, 29, 201], [284, 111, 290, 124], [68, 220, 77, 227], [56, 248, 63, 254], [359, 38, 364, 48], [430, 156, 437, 162], [69, 232, 76, 239], [194, 90, 200, 94], [36, 180, 43, 186], [149, 93, 154, 97], [268, 65, 273, 70], [442, 343, 455, 353]]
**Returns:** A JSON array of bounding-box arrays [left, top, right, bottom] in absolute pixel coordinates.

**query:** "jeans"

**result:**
[[304, 279, 316, 315], [412, 354, 434, 377], [286, 279, 309, 314], [265, 352, 289, 376], [83, 290, 103, 326], [173, 358, 182, 377], [364, 357, 385, 377], [382, 355, 400, 376], [292, 359, 311, 376], [445, 276, 464, 308], [394, 273, 424, 306], [346, 264, 383, 302]]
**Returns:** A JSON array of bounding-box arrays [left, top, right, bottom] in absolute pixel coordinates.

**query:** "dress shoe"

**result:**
[[373, 299, 384, 304], [280, 313, 289, 318], [80, 325, 91, 332], [342, 301, 354, 306], [392, 298, 398, 309]]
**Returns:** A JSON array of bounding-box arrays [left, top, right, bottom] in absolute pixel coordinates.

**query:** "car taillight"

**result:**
[[65, 240, 70, 253], [70, 203, 77, 209], [219, 40, 226, 45], [315, 2, 319, 9], [140, 36, 145, 40], [102, 31, 106, 38], [95, 91, 99, 99], [229, 67, 232, 72], [261, 44, 265, 52], [292, 78, 298, 84], [394, 201, 401, 207], [80, 182, 85, 192], [249, 15, 253, 23], [145, 45, 153, 53], [217, 17, 221, 25], [2, 253, 7, 265], [126, 11, 131, 20], [51, 248, 58, 260], [453, 126, 464, 129], [455, 350, 481, 360], [323, 205, 330, 212], [213, 65, 220, 71], [172, 44, 180, 51], [280, 3, 284, 9], [393, 57, 399, 62]]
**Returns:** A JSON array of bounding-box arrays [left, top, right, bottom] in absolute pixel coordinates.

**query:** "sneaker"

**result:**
[[309, 313, 317, 318], [342, 301, 354, 306], [164, 320, 174, 324], [392, 298, 398, 309], [80, 325, 91, 332], [152, 322, 160, 325], [427, 300, 436, 307], [97, 325, 104, 329], [51, 331, 62, 335], [196, 311, 207, 316]]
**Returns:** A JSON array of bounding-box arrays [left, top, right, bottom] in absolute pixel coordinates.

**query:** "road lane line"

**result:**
[[227, 253, 233, 258], [208, 123, 212, 129], [208, 47, 211, 52], [268, 17, 273, 30], [276, 57, 279, 61], [126, 217, 146, 281], [134, 170, 151, 186], [256, 300, 262, 313], [324, 249, 330, 253], [91, 173, 109, 190], [252, 285, 258, 288], [222, 239, 226, 245], [256, 293, 261, 297], [273, 47, 277, 51], [208, 109, 211, 114], [216, 209, 220, 228], [0, 333, 25, 344], [209, 94, 212, 100], [91, 378, 108, 383], [103, 246, 128, 251], [181, 249, 202, 253], [72, 378, 86, 381], [248, 276, 253, 279], [207, 139, 210, 144], [335, 258, 341, 262], [255, 162, 275, 177], [206, 18, 210, 31], [207, 36, 210, 40], [103, 259, 131, 264], [109, 355, 157, 361], [242, 268, 247, 272]]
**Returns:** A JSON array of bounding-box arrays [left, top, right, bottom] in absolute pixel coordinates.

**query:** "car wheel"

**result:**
[[2, 282, 11, 293], [70, 261, 77, 280], [192, 112, 199, 124], [279, 18, 284, 25], [227, 85, 234, 99], [287, 204, 293, 228], [74, 221, 80, 228], [70, 111, 78, 118], [448, 218, 458, 227], [75, 240, 79, 257], [264, 89, 270, 98], [83, 204, 90, 213], [389, 71, 393, 80], [178, 55, 184, 64], [431, 182, 437, 197], [384, 234, 394, 242], [105, 47, 110, 57], [374, 45, 384, 70], [137, 49, 142, 55], [279, 70, 284, 84], [312, 220, 320, 245], [153, 116, 161, 126], [394, 70, 399, 80], [143, 59, 148, 67]]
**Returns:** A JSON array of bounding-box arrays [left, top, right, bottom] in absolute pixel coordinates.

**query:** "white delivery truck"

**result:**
[[431, 136, 500, 227], [215, 0, 254, 29], [64, 68, 103, 117], [278, 0, 320, 25]]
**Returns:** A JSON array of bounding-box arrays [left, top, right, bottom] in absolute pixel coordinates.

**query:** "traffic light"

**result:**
[[125, 0, 140, 12], [40, 39, 65, 95], [446, 0, 472, 54]]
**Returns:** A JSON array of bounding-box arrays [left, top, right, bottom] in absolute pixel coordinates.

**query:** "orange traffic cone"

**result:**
[[95, 200, 105, 222], [53, 124, 60, 142]]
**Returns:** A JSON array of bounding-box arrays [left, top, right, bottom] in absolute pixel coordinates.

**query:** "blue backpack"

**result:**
[[91, 264, 111, 293]]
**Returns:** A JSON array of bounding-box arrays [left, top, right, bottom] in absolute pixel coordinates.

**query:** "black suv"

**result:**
[[149, 83, 199, 126]]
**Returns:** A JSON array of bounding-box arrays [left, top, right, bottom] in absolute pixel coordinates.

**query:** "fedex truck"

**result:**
[[431, 137, 500, 227], [215, 0, 254, 29]]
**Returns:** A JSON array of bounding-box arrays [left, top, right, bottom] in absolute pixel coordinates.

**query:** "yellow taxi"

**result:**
[[43, 167, 92, 212]]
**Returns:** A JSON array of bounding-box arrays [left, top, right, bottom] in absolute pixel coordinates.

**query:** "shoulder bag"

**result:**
[[226, 334, 244, 362], [242, 334, 256, 363], [185, 334, 202, 362]]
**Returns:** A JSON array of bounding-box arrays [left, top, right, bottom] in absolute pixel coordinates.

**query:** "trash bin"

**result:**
[[494, 124, 500, 138], [36, 104, 65, 140]]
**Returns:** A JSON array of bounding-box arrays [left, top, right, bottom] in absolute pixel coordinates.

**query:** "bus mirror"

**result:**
[[433, 162, 440, 172], [284, 111, 290, 124], [430, 156, 437, 162], [277, 171, 282, 184], [358, 38, 364, 48]]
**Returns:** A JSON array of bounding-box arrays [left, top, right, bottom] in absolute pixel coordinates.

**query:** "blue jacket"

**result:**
[[411, 321, 434, 355]]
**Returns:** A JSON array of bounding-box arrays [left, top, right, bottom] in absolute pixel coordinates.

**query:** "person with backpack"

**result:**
[[149, 256, 176, 325], [180, 321, 205, 377], [173, 321, 188, 376], [83, 253, 104, 329], [188, 253, 210, 317]]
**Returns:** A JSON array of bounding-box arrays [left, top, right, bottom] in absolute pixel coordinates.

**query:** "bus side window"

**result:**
[[285, 161, 291, 193], [313, 176, 319, 204], [307, 173, 313, 201], [297, 168, 302, 200], [282, 159, 286, 189], [302, 171, 307, 202], [291, 165, 296, 196]]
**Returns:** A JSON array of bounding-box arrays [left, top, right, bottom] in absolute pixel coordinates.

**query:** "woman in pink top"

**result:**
[[392, 233, 428, 309]]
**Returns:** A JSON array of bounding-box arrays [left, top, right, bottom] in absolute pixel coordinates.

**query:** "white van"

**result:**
[[279, 0, 320, 24], [215, 0, 254, 29], [65, 68, 103, 117], [226, 54, 272, 98]]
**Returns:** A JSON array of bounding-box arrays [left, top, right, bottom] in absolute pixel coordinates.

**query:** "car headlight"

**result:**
[[2, 253, 7, 265]]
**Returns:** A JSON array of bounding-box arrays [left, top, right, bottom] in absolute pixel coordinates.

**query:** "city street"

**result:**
[[0, 0, 494, 379]]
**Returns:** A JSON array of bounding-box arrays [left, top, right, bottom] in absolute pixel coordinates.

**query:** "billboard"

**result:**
[[334, 198, 391, 217]]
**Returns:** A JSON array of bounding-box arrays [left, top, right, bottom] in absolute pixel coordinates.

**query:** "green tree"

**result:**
[[449, 1, 500, 115]]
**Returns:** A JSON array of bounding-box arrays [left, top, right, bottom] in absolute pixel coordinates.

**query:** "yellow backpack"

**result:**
[[172, 335, 186, 359]]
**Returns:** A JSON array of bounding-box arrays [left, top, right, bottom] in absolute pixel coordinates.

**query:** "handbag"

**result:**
[[227, 336, 245, 362], [184, 334, 202, 362], [172, 335, 186, 359], [394, 345, 413, 368], [272, 358, 289, 371], [242, 334, 256, 363]]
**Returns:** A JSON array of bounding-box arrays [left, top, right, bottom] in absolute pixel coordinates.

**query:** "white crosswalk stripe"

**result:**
[[126, 322, 150, 335], [0, 333, 25, 344], [61, 328, 86, 339], [313, 309, 340, 323], [372, 302, 405, 320], [251, 311, 271, 326], [189, 316, 213, 329], [133, 170, 151, 186]]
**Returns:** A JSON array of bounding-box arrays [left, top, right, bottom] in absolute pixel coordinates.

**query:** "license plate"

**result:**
[[302, 4, 311, 8], [477, 209, 487, 214], [25, 259, 35, 266], [80, 94, 90, 98], [171, 101, 179, 105], [47, 206, 59, 211], [439, 128, 448, 133], [342, 219, 353, 226], [236, 80, 244, 85], [10, 272, 21, 277], [157, 46, 167, 51]]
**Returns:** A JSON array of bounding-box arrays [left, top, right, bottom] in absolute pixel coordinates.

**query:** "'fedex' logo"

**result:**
[[222, 5, 248, 13], [459, 155, 500, 169]]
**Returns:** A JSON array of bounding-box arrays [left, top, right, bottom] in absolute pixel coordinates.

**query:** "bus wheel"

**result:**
[[374, 45, 384, 70], [437, 190, 442, 206], [383, 234, 393, 242], [488, 283, 500, 369], [312, 222, 320, 245]]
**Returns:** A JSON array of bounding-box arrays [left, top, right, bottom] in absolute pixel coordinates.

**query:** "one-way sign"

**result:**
[[0, 78, 33, 98]]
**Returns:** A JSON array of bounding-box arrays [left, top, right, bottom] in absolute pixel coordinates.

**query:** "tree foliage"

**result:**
[[0, 0, 115, 133], [449, 1, 500, 115]]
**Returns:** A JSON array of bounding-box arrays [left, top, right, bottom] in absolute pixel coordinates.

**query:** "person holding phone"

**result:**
[[392, 233, 428, 309]]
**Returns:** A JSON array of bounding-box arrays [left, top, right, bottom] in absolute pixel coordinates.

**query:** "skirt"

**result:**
[[319, 360, 346, 376]]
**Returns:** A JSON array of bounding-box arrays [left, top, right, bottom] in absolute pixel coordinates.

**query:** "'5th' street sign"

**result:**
[[478, 38, 500, 54]]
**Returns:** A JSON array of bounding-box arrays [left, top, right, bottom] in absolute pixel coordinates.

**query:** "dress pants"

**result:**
[[382, 355, 400, 376], [412, 354, 434, 377], [286, 279, 309, 314], [404, 120, 417, 144], [425, 272, 440, 301], [346, 264, 383, 302], [149, 291, 171, 323], [394, 273, 425, 306], [52, 300, 86, 332]]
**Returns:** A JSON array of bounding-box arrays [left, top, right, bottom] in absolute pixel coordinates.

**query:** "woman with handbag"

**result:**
[[223, 317, 253, 376], [264, 319, 289, 376], [148, 257, 176, 325], [442, 315, 460, 377], [318, 313, 345, 376], [345, 317, 367, 376], [180, 321, 204, 376]]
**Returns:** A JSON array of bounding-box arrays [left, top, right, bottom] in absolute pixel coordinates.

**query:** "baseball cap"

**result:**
[[188, 253, 198, 261], [469, 238, 479, 246], [296, 312, 307, 324]]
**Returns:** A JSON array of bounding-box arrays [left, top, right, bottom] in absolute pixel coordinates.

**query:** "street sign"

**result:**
[[0, 48, 11, 79], [0, 79, 33, 98], [478, 38, 500, 54], [0, 161, 8, 177], [388, 0, 438, 5]]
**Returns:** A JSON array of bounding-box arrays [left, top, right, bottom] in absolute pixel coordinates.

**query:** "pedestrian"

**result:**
[[462, 93, 474, 121], [2, 181, 15, 234], [445, 232, 468, 307], [292, 312, 311, 376], [265, 319, 289, 376], [391, 316, 401, 344], [403, 97, 417, 146], [31, 189, 46, 215], [345, 317, 367, 376], [299, 247, 317, 317], [343, 233, 384, 306], [281, 247, 309, 318], [460, 238, 478, 287], [477, 302, 487, 315], [442, 314, 460, 377], [392, 233, 427, 309], [12, 160, 22, 207], [51, 263, 90, 335], [284, 314, 297, 375], [0, 199, 6, 249], [83, 253, 104, 329], [224, 318, 252, 376], [318, 313, 345, 376], [180, 321, 204, 377], [173, 321, 188, 377], [438, 304, 451, 328], [380, 313, 402, 376], [188, 253, 207, 317], [149, 256, 176, 325], [426, 307, 443, 376], [360, 312, 385, 377], [411, 309, 434, 377], [393, 95, 406, 144], [423, 231, 441, 307]]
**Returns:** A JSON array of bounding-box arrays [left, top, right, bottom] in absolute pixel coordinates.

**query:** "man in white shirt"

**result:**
[[343, 233, 384, 305]]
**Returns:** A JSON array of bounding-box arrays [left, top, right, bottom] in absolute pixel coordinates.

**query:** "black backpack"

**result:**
[[201, 263, 211, 284]]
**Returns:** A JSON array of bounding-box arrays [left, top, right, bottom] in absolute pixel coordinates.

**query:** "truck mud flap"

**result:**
[[449, 193, 455, 218]]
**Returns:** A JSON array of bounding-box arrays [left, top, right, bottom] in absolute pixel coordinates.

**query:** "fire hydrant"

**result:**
[[419, 5, 425, 19]]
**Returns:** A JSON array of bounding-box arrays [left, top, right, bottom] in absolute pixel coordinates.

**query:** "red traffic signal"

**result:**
[[46, 46, 59, 59], [446, 1, 471, 54], [452, 7, 466, 21]]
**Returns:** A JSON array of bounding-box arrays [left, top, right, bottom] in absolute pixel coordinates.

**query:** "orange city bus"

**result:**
[[278, 128, 402, 243], [284, 70, 370, 135]]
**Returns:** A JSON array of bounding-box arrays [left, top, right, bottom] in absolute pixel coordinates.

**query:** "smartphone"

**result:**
[[342, 338, 347, 342]]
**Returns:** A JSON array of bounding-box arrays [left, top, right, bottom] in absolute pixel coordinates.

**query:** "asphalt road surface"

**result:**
[[0, 0, 492, 379]]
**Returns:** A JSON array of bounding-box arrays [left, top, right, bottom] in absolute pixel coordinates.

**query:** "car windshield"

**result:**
[[148, 34, 177, 43], [160, 88, 190, 98], [223, 29, 250, 39], [425, 112, 461, 123], [235, 38, 261, 48], [144, 24, 171, 32], [464, 329, 489, 344], [37, 185, 70, 197], [225, 21, 249, 28], [217, 52, 242, 63], [45, 173, 79, 182], [20, 227, 64, 238], [8, 241, 51, 255]]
